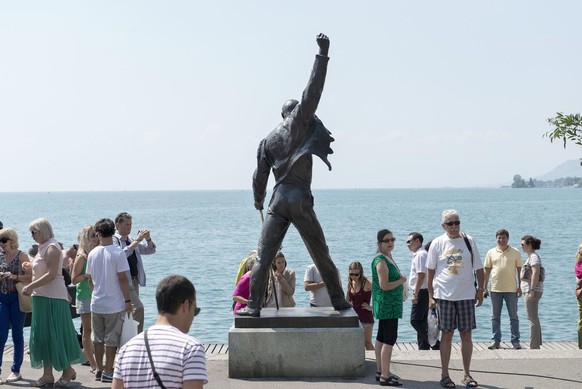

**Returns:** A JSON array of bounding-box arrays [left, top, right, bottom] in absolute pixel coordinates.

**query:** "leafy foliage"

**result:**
[[545, 112, 582, 149]]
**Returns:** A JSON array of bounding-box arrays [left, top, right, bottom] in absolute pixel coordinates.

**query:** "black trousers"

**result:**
[[410, 288, 431, 350]]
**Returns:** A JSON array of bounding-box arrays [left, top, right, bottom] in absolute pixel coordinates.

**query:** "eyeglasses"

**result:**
[[195, 307, 201, 316], [349, 272, 360, 277], [0, 238, 10, 244], [381, 238, 396, 243], [444, 221, 461, 226]]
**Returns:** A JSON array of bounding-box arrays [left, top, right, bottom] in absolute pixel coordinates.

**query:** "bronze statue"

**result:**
[[237, 33, 351, 317]]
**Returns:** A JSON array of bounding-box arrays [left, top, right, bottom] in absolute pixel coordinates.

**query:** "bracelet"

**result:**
[[125, 300, 131, 303]]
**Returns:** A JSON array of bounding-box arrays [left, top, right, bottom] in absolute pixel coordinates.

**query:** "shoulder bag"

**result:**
[[144, 329, 167, 389]]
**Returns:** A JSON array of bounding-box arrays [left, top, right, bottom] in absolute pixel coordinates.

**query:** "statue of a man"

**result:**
[[237, 33, 351, 317]]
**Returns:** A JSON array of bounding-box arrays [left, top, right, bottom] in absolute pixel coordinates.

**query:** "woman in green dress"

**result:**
[[372, 229, 407, 387]]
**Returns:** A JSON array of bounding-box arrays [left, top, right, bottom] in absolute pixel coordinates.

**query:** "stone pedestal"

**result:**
[[228, 307, 365, 378]]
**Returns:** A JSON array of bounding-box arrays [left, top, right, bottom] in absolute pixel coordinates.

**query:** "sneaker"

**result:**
[[101, 371, 114, 383], [512, 342, 522, 350], [5, 372, 22, 382], [95, 370, 102, 381], [488, 341, 500, 350]]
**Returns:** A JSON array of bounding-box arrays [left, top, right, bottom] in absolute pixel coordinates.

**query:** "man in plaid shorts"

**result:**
[[427, 210, 485, 388]]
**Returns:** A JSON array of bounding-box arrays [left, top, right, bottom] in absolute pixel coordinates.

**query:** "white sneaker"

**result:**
[[6, 372, 22, 382]]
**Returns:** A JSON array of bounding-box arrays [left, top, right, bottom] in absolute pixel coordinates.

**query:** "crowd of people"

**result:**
[[231, 208, 580, 388], [0, 216, 208, 388]]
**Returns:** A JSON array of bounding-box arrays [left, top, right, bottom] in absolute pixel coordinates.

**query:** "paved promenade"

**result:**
[[2, 342, 581, 388]]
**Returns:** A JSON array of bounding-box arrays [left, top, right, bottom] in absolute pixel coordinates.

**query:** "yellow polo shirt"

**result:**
[[484, 246, 522, 292]]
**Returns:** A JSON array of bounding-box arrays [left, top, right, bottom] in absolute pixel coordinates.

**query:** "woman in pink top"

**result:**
[[23, 218, 85, 387], [575, 244, 582, 349], [232, 256, 256, 314]]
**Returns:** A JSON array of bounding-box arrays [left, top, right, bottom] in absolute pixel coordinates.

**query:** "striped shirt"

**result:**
[[113, 324, 207, 388]]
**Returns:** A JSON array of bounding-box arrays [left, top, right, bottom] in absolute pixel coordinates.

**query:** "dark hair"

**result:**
[[115, 212, 132, 225], [521, 235, 541, 250], [272, 251, 287, 270], [496, 229, 509, 238], [156, 275, 196, 314], [94, 218, 116, 237], [377, 229, 392, 242], [424, 240, 432, 251], [408, 232, 424, 244]]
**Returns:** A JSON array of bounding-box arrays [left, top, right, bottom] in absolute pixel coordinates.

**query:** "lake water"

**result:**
[[1, 188, 580, 345]]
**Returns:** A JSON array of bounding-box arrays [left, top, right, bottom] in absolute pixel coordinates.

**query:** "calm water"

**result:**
[[1, 188, 580, 345]]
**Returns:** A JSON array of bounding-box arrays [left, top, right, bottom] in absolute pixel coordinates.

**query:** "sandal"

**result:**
[[379, 375, 403, 386], [462, 374, 479, 388], [439, 376, 456, 388], [376, 371, 381, 382], [31, 376, 55, 387]]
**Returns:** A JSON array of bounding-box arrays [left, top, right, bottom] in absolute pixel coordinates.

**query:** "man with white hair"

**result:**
[[427, 210, 485, 388]]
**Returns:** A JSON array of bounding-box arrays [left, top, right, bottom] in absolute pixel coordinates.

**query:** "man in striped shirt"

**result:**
[[112, 275, 207, 388]]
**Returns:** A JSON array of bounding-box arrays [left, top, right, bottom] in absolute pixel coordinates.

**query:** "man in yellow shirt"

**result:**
[[484, 229, 523, 349]]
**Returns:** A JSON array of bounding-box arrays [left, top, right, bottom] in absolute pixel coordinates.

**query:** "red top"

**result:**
[[348, 286, 374, 324]]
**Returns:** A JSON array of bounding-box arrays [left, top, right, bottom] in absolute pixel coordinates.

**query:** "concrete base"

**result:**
[[228, 325, 365, 378]]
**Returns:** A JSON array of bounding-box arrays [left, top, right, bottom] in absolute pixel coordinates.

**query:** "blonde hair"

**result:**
[[0, 227, 19, 250], [576, 244, 582, 263], [77, 225, 96, 256], [29, 218, 54, 242]]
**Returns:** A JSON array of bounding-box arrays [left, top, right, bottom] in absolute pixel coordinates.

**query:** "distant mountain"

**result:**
[[536, 159, 582, 181]]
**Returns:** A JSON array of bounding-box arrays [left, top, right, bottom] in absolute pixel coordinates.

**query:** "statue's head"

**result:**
[[281, 99, 299, 119]]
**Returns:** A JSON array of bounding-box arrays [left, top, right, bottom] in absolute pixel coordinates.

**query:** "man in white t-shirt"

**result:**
[[407, 232, 438, 350], [427, 210, 485, 389], [86, 218, 132, 384], [304, 264, 341, 307], [112, 275, 207, 389]]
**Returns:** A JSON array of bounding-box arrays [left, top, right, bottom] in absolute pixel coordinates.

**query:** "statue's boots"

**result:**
[[235, 305, 261, 317], [332, 298, 353, 311]]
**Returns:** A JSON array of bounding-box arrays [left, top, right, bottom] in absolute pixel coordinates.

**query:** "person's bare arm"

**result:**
[[111, 378, 125, 389], [183, 380, 204, 389]]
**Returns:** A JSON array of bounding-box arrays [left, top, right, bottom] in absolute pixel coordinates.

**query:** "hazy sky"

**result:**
[[1, 1, 580, 192]]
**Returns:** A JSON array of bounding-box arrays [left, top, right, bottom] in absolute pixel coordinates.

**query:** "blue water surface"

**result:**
[[1, 188, 579, 344]]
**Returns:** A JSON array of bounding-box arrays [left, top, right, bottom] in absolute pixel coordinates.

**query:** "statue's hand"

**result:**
[[254, 202, 263, 211], [316, 33, 329, 56]]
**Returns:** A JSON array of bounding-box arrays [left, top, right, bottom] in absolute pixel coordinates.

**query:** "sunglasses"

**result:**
[[349, 272, 360, 277], [30, 230, 38, 236], [381, 238, 396, 243], [444, 221, 461, 226], [195, 307, 201, 316], [406, 239, 414, 244], [0, 238, 9, 244], [90, 233, 97, 238]]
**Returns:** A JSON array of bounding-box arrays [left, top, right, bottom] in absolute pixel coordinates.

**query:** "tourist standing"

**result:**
[[483, 229, 522, 350], [24, 218, 85, 387], [575, 244, 582, 349], [372, 229, 406, 387], [0, 228, 30, 383], [264, 251, 296, 308], [427, 210, 484, 388], [520, 235, 544, 349], [113, 212, 156, 333], [112, 275, 207, 388], [70, 225, 99, 372], [346, 261, 374, 350], [87, 218, 132, 383]]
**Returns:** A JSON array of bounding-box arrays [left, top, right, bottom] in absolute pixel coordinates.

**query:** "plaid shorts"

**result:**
[[436, 299, 476, 332]]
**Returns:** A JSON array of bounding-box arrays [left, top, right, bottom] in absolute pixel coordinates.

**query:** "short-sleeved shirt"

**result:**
[[408, 247, 428, 290], [86, 244, 130, 314], [371, 254, 403, 320], [520, 253, 544, 293], [304, 264, 339, 307], [426, 233, 483, 301], [113, 324, 208, 388], [484, 245, 522, 292]]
